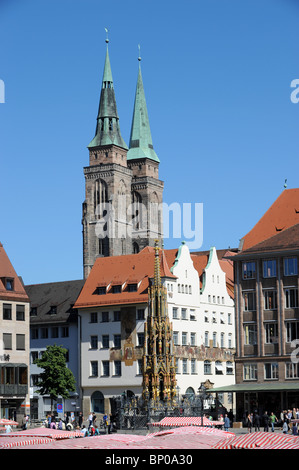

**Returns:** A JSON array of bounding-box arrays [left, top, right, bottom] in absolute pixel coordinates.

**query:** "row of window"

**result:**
[[243, 362, 299, 380], [243, 288, 298, 311], [2, 304, 26, 321], [204, 311, 233, 325], [31, 326, 69, 340], [2, 333, 26, 350], [207, 295, 226, 305], [89, 309, 145, 324], [88, 359, 234, 378], [30, 349, 69, 365], [242, 257, 298, 280], [172, 308, 196, 321], [89, 333, 144, 349], [244, 321, 299, 345], [173, 331, 233, 349]]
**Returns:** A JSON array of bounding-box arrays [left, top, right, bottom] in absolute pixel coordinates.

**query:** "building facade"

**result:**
[[213, 189, 299, 421], [25, 280, 84, 420], [74, 242, 236, 417], [82, 40, 163, 279], [0, 243, 30, 423]]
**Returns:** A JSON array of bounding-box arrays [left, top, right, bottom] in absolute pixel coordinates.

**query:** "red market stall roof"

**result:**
[[150, 416, 224, 428]]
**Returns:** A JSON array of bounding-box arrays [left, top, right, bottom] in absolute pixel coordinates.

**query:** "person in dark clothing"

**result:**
[[263, 411, 270, 432], [253, 412, 260, 432]]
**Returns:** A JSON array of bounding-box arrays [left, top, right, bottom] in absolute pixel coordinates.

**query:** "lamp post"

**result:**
[[198, 384, 213, 426]]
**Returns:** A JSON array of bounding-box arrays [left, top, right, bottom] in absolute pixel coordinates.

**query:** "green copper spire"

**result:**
[[127, 54, 159, 163], [88, 35, 128, 150]]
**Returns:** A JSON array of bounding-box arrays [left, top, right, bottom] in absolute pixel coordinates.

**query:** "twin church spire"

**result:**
[[88, 36, 158, 162]]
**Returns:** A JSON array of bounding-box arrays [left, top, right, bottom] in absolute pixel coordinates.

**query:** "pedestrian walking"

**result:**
[[283, 420, 289, 434], [78, 412, 83, 428], [224, 414, 230, 432], [247, 413, 252, 433], [263, 411, 270, 432], [88, 411, 93, 430], [253, 411, 260, 432], [269, 412, 278, 432]]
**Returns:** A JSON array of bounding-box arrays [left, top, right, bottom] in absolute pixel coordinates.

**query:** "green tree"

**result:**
[[34, 344, 76, 413]]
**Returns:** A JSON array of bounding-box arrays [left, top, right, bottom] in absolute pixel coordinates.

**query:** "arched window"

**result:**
[[185, 387, 195, 399], [94, 179, 108, 219], [132, 191, 142, 230], [91, 391, 104, 413], [133, 242, 139, 254]]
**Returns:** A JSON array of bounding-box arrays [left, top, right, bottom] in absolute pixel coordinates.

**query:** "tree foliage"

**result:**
[[34, 344, 76, 411]]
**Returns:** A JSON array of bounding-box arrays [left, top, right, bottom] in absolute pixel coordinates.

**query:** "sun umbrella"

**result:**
[[0, 419, 19, 426]]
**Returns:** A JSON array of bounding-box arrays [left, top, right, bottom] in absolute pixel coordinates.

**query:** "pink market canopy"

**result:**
[[0, 419, 19, 426], [151, 416, 224, 428], [213, 431, 299, 449], [8, 426, 234, 450], [0, 435, 55, 448], [4, 427, 83, 440]]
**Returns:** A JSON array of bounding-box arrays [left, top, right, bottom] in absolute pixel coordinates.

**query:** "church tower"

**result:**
[[127, 53, 164, 254], [82, 38, 163, 279]]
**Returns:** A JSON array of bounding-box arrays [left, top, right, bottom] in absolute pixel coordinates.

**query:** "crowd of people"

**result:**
[[43, 411, 117, 437], [245, 409, 299, 435]]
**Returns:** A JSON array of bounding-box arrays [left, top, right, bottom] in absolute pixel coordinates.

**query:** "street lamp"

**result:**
[[198, 384, 213, 426]]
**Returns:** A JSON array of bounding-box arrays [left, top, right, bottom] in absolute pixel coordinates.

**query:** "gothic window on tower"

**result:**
[[94, 179, 108, 219], [132, 191, 142, 230]]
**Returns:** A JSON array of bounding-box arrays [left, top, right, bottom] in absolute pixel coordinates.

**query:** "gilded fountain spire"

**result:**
[[142, 240, 176, 405]]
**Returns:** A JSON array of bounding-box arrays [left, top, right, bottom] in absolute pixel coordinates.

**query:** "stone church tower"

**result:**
[[82, 39, 163, 278]]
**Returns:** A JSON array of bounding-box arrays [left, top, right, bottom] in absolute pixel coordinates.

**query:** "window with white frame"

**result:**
[[182, 332, 187, 346], [264, 362, 278, 380], [172, 307, 179, 319], [215, 361, 223, 375], [102, 361, 109, 377], [181, 308, 187, 320], [190, 309, 196, 321], [264, 290, 277, 310], [228, 333, 232, 348], [286, 321, 299, 342], [243, 291, 256, 311], [204, 360, 211, 374], [226, 361, 233, 375], [221, 332, 225, 348], [213, 332, 217, 348], [191, 358, 196, 374], [90, 335, 98, 349], [173, 331, 179, 345], [265, 323, 278, 344], [182, 358, 188, 374], [190, 332, 196, 346], [243, 363, 257, 380], [286, 362, 299, 379], [205, 332, 209, 347], [244, 323, 257, 345], [285, 288, 298, 309]]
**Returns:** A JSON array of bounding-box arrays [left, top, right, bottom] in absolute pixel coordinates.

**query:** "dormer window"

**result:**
[[30, 307, 37, 316], [49, 306, 57, 315], [128, 284, 137, 292], [96, 286, 106, 295], [112, 285, 121, 294], [5, 278, 14, 291]]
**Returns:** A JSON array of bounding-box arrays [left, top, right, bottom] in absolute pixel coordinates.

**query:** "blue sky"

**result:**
[[0, 0, 298, 284]]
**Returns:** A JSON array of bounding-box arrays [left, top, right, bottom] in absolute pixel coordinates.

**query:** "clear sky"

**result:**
[[0, 0, 298, 285]]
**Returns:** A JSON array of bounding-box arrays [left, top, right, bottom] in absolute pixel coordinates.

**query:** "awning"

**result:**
[[211, 382, 299, 393]]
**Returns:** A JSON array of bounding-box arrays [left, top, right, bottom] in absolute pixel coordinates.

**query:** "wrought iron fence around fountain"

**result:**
[[111, 393, 224, 430]]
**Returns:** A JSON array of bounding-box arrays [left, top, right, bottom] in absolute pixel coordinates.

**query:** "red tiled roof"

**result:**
[[240, 189, 299, 251], [74, 247, 176, 309], [0, 243, 29, 302], [240, 222, 299, 255]]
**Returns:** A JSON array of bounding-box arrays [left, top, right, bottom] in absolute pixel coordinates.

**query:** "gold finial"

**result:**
[[138, 44, 141, 62], [154, 239, 161, 287]]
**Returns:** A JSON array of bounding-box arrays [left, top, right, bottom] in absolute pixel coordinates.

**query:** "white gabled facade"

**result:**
[[198, 247, 235, 407], [76, 244, 236, 416], [166, 243, 235, 409]]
